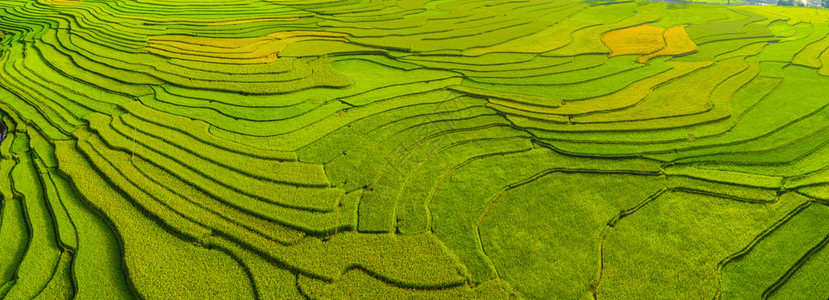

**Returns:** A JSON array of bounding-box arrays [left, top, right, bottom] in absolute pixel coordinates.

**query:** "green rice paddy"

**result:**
[[0, 0, 828, 298]]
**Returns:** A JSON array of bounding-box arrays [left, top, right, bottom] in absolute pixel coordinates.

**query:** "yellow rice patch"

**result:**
[[148, 31, 347, 49], [603, 24, 698, 63], [145, 31, 349, 64], [44, 0, 81, 3], [637, 25, 698, 64], [602, 24, 666, 57]]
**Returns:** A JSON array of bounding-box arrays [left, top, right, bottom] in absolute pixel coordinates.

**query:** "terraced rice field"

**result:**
[[1, 0, 829, 298]]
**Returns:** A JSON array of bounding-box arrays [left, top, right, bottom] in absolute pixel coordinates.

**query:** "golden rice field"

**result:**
[[0, 0, 828, 299]]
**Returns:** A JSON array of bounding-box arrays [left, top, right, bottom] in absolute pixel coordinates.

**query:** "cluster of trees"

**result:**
[[777, 0, 829, 7], [0, 120, 6, 144]]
